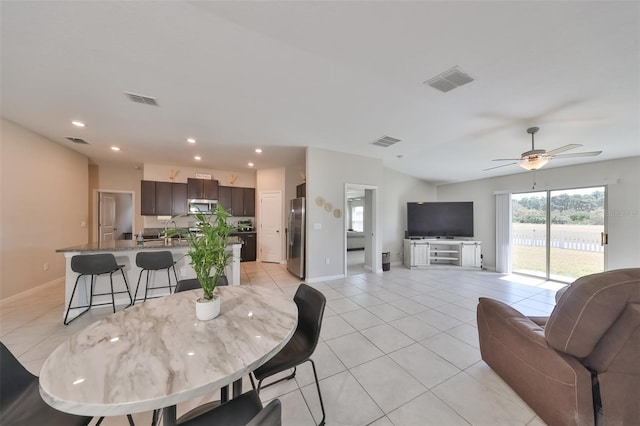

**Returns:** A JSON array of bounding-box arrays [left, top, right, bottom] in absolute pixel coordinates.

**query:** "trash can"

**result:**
[[382, 252, 391, 271]]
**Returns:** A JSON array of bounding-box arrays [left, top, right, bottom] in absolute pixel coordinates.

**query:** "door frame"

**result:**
[[344, 183, 380, 275], [94, 189, 135, 243]]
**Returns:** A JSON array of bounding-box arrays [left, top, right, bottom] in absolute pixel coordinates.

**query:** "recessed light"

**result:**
[[194, 156, 202, 161], [187, 138, 196, 144], [255, 148, 262, 153], [248, 162, 254, 167], [71, 120, 86, 127], [111, 146, 120, 151]]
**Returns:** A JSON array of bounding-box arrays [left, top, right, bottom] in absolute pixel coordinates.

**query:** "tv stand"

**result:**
[[403, 239, 482, 269]]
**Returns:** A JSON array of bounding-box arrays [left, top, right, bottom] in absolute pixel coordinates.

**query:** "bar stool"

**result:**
[[64, 254, 133, 325], [133, 251, 178, 303]]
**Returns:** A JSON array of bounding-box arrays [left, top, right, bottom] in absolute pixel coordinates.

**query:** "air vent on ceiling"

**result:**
[[66, 137, 89, 144], [124, 91, 159, 106], [370, 135, 402, 148], [424, 66, 474, 93]]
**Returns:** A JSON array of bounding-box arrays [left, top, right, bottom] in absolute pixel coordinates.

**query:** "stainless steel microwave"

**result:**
[[188, 199, 217, 215]]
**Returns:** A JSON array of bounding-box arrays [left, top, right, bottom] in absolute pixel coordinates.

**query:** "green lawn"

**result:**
[[512, 245, 604, 281]]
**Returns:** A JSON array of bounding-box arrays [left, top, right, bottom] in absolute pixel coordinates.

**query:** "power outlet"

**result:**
[[325, 257, 330, 265], [43, 263, 49, 271]]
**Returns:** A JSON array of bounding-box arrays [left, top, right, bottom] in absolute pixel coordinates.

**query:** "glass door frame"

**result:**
[[511, 185, 607, 282]]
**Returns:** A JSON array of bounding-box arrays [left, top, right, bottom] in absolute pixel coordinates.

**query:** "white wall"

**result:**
[[1, 118, 89, 299], [306, 148, 384, 280], [436, 157, 640, 271], [381, 167, 437, 264], [90, 165, 144, 239]]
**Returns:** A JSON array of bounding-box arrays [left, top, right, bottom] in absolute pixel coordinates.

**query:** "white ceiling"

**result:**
[[1, 1, 638, 184]]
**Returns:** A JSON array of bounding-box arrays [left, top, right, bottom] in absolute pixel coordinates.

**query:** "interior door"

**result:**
[[260, 191, 282, 263], [99, 193, 116, 241]]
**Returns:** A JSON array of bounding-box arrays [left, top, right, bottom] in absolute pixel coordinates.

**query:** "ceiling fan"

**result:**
[[484, 127, 602, 171]]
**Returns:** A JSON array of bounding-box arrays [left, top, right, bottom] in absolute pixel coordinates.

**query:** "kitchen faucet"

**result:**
[[162, 219, 181, 243]]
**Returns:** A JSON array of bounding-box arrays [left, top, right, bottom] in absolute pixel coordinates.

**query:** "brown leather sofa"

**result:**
[[477, 268, 640, 426]]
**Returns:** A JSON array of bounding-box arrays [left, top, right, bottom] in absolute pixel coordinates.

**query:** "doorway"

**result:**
[[97, 191, 134, 241], [345, 184, 378, 276], [511, 186, 606, 282]]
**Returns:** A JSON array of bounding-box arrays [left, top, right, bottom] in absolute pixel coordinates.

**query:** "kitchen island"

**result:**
[[56, 238, 242, 322]]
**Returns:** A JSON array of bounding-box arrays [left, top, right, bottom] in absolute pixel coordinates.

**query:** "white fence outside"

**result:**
[[512, 229, 604, 253]]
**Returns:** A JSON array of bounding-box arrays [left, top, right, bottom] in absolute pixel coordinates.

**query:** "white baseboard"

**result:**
[[306, 274, 345, 283], [0, 277, 64, 306]]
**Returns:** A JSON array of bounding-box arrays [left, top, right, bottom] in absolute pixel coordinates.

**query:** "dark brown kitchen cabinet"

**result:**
[[231, 187, 244, 216], [296, 182, 306, 198], [187, 178, 219, 200], [141, 181, 188, 216], [141, 180, 156, 215], [242, 188, 255, 216], [155, 182, 173, 215], [218, 186, 232, 213], [171, 183, 188, 215], [218, 186, 255, 216], [232, 232, 257, 262]]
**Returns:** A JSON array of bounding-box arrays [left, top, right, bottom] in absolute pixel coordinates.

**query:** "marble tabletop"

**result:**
[[39, 286, 298, 419]]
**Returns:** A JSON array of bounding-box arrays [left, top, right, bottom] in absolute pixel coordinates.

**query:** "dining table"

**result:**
[[39, 285, 298, 426]]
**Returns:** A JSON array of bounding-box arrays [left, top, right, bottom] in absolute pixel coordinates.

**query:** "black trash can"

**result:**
[[382, 252, 391, 271]]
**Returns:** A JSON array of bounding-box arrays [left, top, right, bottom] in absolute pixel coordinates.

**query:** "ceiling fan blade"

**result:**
[[553, 151, 603, 158], [492, 158, 522, 161], [483, 162, 518, 171], [546, 144, 582, 155]]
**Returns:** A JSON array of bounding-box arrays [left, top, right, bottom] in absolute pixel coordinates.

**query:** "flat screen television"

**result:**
[[407, 202, 474, 238]]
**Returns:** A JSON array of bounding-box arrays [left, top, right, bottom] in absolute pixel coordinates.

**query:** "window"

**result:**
[[351, 206, 364, 232]]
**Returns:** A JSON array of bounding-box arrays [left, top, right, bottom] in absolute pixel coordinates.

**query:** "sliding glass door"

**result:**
[[549, 187, 605, 281], [511, 187, 605, 282], [511, 192, 548, 278]]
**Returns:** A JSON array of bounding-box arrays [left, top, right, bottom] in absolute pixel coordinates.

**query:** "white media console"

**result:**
[[403, 239, 482, 269]]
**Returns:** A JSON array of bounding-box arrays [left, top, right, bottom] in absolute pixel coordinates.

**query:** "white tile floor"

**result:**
[[0, 261, 566, 425]]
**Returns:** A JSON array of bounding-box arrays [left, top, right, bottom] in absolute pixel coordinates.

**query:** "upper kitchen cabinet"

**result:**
[[187, 178, 219, 200], [141, 180, 156, 215], [141, 181, 187, 216], [243, 187, 255, 216], [171, 183, 188, 215], [218, 186, 232, 213], [218, 186, 255, 216]]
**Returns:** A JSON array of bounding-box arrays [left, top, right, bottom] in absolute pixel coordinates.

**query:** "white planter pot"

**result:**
[[195, 296, 220, 321]]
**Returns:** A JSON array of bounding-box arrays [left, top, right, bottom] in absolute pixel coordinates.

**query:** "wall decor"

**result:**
[[315, 196, 325, 207], [324, 202, 333, 212], [333, 208, 342, 218]]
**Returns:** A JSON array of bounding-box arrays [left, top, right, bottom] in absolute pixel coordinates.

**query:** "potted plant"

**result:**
[[170, 203, 236, 320]]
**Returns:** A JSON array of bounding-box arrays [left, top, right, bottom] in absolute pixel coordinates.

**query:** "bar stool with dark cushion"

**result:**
[[0, 342, 93, 426], [64, 253, 133, 325], [133, 251, 178, 303]]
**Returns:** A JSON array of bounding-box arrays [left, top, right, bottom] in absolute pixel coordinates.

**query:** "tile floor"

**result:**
[[0, 261, 566, 425]]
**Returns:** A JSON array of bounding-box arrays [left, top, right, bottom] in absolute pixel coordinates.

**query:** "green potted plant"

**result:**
[[171, 203, 236, 320]]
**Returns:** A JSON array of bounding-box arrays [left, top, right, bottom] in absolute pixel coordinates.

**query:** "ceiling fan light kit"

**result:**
[[519, 156, 550, 170], [486, 126, 602, 172]]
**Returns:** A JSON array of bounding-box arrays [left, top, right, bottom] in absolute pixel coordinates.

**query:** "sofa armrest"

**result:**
[[477, 297, 594, 426]]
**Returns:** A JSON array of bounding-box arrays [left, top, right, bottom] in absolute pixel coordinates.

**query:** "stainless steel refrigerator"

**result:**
[[287, 197, 305, 278]]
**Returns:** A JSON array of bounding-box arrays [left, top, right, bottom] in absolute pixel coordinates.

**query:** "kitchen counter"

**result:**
[[56, 239, 242, 322], [56, 237, 243, 252]]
